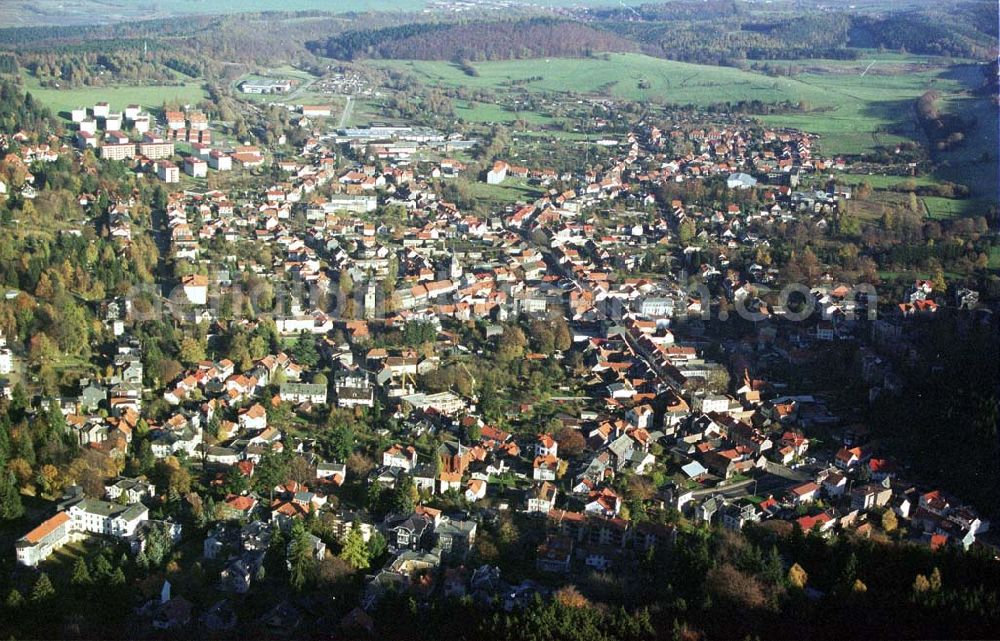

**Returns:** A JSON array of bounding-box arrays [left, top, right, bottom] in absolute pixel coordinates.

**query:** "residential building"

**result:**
[[181, 274, 208, 305], [208, 151, 232, 171], [486, 161, 508, 184], [100, 143, 136, 161], [140, 137, 176, 160], [184, 157, 208, 178], [279, 382, 328, 404], [156, 160, 180, 183]]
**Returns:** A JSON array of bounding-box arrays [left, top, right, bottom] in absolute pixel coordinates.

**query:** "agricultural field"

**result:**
[[371, 53, 973, 157], [22, 75, 208, 121]]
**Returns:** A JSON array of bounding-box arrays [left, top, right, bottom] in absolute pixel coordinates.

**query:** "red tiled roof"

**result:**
[[22, 512, 70, 544]]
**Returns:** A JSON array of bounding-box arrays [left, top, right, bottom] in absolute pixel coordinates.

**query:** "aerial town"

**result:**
[[0, 1, 997, 640]]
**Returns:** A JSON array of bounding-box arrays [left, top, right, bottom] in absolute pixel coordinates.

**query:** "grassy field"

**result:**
[[835, 173, 940, 189], [465, 178, 543, 204], [23, 75, 208, 121], [455, 100, 556, 126], [921, 196, 992, 220], [372, 53, 970, 156]]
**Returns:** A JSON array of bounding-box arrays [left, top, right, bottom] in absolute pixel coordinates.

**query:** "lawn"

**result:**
[[465, 179, 544, 204], [455, 100, 556, 125], [23, 75, 208, 121], [922, 196, 992, 220], [372, 53, 970, 156], [835, 173, 940, 189]]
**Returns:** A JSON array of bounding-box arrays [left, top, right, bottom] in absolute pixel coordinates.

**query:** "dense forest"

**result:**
[[309, 18, 639, 62], [850, 9, 998, 59]]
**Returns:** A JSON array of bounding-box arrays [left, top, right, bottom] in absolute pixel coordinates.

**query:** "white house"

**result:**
[[238, 403, 268, 432], [526, 482, 557, 513], [382, 444, 418, 471], [180, 274, 208, 305], [727, 172, 757, 190], [486, 161, 508, 185], [106, 477, 156, 504], [0, 330, 12, 375]]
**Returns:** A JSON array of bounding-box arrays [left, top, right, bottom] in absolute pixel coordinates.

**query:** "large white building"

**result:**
[[67, 498, 149, 538], [15, 512, 72, 567], [16, 497, 149, 567]]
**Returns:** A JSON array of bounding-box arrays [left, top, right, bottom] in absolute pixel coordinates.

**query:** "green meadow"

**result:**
[[23, 75, 208, 121], [371, 53, 972, 156]]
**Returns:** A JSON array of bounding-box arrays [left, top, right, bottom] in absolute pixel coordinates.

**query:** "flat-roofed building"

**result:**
[[139, 136, 175, 160], [100, 143, 136, 161]]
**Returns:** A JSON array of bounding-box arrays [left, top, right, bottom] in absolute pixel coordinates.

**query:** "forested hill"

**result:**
[[586, 1, 996, 63], [0, 80, 58, 140], [308, 18, 639, 61]]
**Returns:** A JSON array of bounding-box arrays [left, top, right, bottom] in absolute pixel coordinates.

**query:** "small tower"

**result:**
[[449, 254, 462, 280], [363, 280, 376, 320]]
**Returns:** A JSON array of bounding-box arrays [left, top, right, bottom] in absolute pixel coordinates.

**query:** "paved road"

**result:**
[[339, 95, 354, 129]]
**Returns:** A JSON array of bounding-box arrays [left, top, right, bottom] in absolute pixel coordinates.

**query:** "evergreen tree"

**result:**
[[367, 530, 387, 561], [30, 573, 55, 604], [288, 520, 314, 592], [223, 465, 251, 496], [5, 588, 24, 609], [93, 553, 113, 581], [291, 331, 319, 368], [70, 557, 91, 587], [389, 474, 416, 515], [0, 468, 24, 520], [340, 524, 370, 570]]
